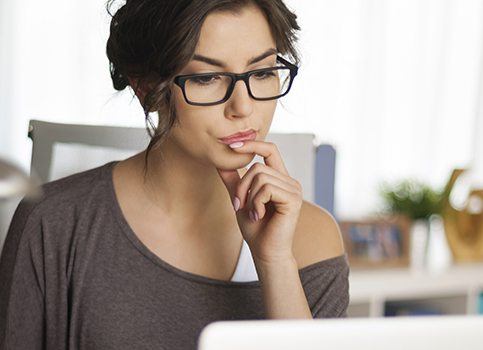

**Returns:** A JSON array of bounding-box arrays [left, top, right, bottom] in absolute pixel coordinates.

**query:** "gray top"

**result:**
[[0, 160, 350, 350]]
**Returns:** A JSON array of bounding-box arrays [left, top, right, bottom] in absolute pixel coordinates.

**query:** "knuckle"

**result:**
[[256, 172, 268, 183], [253, 172, 266, 188], [270, 142, 280, 153], [261, 183, 272, 193], [251, 176, 260, 190], [252, 162, 264, 172]]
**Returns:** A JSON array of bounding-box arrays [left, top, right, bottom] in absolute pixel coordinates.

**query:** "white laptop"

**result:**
[[197, 315, 483, 350]]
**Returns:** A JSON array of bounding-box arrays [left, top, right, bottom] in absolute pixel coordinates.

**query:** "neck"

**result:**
[[132, 138, 245, 234]]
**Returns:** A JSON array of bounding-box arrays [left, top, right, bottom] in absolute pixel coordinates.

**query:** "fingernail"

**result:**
[[229, 141, 244, 148], [232, 196, 240, 212], [253, 211, 259, 221], [249, 210, 255, 221]]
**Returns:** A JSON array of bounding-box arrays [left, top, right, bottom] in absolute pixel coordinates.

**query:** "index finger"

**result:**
[[230, 140, 289, 176]]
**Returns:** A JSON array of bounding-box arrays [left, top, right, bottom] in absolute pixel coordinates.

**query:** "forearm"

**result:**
[[254, 255, 313, 319]]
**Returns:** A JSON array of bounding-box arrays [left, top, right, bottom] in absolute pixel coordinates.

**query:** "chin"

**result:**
[[213, 150, 254, 171]]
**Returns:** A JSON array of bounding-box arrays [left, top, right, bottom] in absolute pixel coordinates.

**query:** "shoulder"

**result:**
[[5, 162, 112, 241], [35, 162, 112, 208], [292, 200, 346, 269], [38, 162, 111, 202]]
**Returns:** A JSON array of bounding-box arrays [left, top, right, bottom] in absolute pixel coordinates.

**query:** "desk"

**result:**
[[348, 262, 483, 317]]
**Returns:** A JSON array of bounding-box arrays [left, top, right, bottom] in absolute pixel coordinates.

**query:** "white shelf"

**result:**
[[347, 262, 483, 317]]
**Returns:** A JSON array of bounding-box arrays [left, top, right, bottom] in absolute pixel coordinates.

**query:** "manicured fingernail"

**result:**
[[253, 211, 259, 221], [249, 210, 257, 222], [232, 196, 240, 212], [229, 141, 244, 148]]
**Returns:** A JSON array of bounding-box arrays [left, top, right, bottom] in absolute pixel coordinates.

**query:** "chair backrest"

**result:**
[[27, 119, 336, 215]]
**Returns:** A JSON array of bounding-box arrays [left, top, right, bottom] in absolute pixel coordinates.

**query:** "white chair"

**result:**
[[27, 119, 336, 215]]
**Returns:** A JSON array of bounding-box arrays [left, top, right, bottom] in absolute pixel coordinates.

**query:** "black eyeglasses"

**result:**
[[173, 55, 298, 106]]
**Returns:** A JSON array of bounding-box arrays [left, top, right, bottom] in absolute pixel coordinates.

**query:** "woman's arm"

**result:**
[[0, 198, 45, 349], [254, 255, 313, 319], [254, 201, 348, 319]]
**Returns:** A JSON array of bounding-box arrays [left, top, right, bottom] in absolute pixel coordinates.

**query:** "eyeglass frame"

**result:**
[[172, 55, 298, 106]]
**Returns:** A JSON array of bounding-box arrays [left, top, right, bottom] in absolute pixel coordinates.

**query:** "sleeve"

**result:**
[[0, 198, 46, 350], [301, 254, 350, 319]]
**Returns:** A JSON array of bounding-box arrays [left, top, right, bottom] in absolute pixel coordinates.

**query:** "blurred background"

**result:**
[[1, 0, 483, 318]]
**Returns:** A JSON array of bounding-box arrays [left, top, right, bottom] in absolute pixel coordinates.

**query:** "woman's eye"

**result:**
[[253, 71, 276, 79], [191, 75, 220, 85]]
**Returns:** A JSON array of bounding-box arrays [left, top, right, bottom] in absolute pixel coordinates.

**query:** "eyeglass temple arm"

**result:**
[[276, 55, 298, 70]]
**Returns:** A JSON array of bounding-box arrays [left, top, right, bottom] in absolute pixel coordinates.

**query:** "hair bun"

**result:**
[[110, 63, 129, 90]]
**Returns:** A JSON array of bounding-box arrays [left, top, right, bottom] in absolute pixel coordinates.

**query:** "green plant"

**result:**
[[379, 179, 445, 221]]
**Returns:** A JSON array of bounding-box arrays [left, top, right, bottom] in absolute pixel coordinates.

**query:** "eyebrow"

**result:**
[[192, 48, 277, 68]]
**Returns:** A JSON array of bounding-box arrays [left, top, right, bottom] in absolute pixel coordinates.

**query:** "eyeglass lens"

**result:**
[[184, 67, 291, 104]]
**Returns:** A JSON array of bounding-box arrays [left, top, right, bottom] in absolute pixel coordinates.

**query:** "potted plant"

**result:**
[[378, 179, 446, 269]]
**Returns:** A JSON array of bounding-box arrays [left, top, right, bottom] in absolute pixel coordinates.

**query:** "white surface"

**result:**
[[349, 262, 483, 303], [230, 240, 259, 282], [348, 261, 483, 317], [198, 315, 483, 350]]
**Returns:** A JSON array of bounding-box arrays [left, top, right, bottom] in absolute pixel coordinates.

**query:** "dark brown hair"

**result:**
[[105, 0, 301, 179]]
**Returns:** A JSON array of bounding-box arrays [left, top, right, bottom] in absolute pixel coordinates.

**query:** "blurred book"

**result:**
[[479, 293, 483, 315], [339, 215, 411, 269], [384, 303, 442, 317]]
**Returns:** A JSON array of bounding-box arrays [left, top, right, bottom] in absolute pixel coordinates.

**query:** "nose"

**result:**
[[224, 79, 254, 118]]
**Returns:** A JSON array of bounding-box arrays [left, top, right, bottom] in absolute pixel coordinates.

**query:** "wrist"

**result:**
[[253, 254, 298, 277]]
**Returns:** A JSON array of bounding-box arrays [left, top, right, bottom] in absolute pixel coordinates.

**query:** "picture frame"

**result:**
[[339, 214, 411, 269]]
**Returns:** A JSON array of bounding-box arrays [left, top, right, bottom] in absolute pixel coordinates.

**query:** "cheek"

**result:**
[[172, 113, 208, 146], [257, 102, 276, 135], [171, 100, 221, 151]]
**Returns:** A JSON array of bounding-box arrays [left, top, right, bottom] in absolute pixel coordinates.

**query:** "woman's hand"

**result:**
[[216, 140, 303, 264]]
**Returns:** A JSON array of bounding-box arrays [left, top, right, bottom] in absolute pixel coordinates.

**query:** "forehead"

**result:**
[[194, 5, 276, 68]]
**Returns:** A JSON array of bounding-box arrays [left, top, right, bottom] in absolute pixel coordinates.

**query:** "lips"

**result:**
[[218, 129, 257, 144]]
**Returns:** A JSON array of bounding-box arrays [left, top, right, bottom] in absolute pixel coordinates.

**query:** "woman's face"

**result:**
[[169, 5, 278, 171]]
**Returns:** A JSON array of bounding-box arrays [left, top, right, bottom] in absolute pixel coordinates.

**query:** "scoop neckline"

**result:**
[[102, 160, 348, 288]]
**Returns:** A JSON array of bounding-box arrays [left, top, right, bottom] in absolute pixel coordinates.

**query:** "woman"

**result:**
[[0, 0, 349, 349]]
